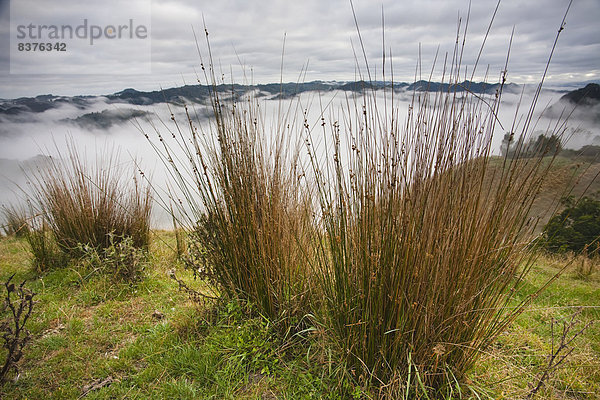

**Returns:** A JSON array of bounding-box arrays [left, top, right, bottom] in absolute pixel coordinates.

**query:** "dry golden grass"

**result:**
[[26, 143, 151, 262], [141, 6, 590, 397]]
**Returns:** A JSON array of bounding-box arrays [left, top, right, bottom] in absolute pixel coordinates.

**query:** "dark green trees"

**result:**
[[542, 196, 600, 254]]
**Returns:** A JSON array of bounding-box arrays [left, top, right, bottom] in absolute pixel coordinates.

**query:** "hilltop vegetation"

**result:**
[[0, 230, 598, 399], [2, 7, 599, 396]]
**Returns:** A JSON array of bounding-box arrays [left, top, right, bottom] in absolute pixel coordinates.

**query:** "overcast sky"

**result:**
[[0, 0, 598, 99]]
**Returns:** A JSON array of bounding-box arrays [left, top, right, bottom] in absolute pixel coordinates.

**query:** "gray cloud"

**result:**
[[0, 0, 598, 98]]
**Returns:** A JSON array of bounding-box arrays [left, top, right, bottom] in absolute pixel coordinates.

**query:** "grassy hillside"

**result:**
[[488, 155, 600, 235], [0, 231, 598, 399]]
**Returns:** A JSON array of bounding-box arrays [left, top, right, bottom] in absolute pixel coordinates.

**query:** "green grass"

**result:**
[[1, 232, 598, 399], [471, 256, 600, 399]]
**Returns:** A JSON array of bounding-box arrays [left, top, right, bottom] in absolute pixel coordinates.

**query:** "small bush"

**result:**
[[542, 196, 600, 255], [304, 22, 569, 398], [79, 233, 147, 282], [501, 133, 562, 159], [149, 6, 576, 397]]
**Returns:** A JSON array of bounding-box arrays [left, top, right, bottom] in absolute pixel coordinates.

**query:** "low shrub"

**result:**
[[150, 5, 577, 397], [78, 233, 147, 282]]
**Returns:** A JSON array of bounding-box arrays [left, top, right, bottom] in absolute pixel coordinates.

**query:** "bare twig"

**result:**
[[527, 307, 594, 398], [0, 274, 36, 384], [167, 268, 218, 303]]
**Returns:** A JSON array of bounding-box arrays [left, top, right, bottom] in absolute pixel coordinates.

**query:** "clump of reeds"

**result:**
[[149, 6, 574, 395], [25, 143, 151, 268], [25, 218, 67, 273], [147, 33, 311, 333], [0, 205, 29, 238], [303, 34, 567, 400]]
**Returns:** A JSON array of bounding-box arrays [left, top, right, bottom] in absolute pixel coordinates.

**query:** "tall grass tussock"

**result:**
[[147, 53, 312, 332], [25, 220, 68, 273], [22, 144, 152, 272], [306, 69, 562, 394], [148, 5, 577, 397], [1, 204, 29, 238]]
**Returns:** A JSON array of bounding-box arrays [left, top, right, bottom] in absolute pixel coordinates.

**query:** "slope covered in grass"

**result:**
[[0, 230, 598, 399], [487, 154, 600, 234]]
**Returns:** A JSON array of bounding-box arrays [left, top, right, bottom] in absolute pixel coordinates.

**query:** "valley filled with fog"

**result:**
[[1, 83, 598, 228]]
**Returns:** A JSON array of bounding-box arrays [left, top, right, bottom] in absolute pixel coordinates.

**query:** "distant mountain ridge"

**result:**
[[60, 109, 150, 130], [559, 83, 600, 105], [546, 83, 600, 124], [0, 79, 519, 118], [2, 81, 598, 135]]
